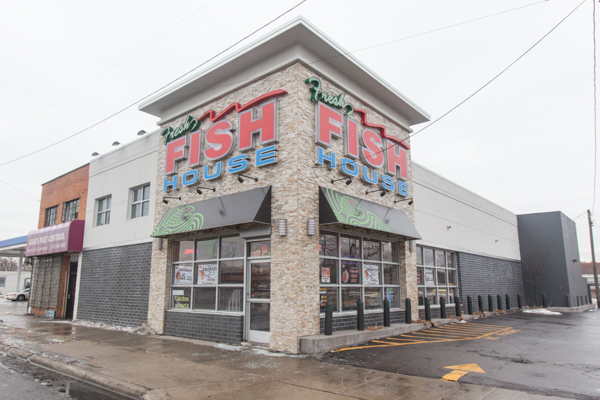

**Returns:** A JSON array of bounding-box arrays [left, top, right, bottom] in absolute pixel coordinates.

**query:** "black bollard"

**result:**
[[467, 295, 473, 315], [478, 295, 484, 312], [585, 295, 589, 305], [357, 300, 364, 331], [506, 294, 511, 310], [577, 296, 581, 307], [325, 301, 333, 335], [588, 286, 593, 305], [405, 298, 412, 324], [383, 299, 390, 327], [517, 294, 523, 308], [488, 295, 494, 312], [440, 297, 446, 319], [497, 295, 503, 311], [566, 294, 571, 307], [425, 297, 432, 321], [542, 293, 547, 308], [455, 296, 461, 317]]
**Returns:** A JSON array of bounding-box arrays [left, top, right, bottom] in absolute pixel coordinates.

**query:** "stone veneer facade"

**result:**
[[147, 62, 418, 353]]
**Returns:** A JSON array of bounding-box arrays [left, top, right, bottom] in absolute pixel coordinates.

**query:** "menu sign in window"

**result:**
[[341, 262, 360, 284], [173, 265, 193, 285], [321, 267, 330, 283], [363, 264, 379, 285], [197, 264, 217, 285], [425, 268, 435, 286]]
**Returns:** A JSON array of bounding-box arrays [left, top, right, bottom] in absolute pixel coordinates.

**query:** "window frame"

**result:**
[[130, 184, 151, 219], [44, 206, 58, 227], [96, 196, 111, 226], [0, 277, 5, 287], [319, 230, 402, 314], [416, 246, 458, 308], [61, 198, 79, 222]]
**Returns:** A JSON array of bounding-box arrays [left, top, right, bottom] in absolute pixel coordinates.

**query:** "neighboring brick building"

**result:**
[[26, 164, 88, 319]]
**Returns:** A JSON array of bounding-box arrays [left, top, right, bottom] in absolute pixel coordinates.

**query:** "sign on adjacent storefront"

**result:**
[[25, 220, 85, 257]]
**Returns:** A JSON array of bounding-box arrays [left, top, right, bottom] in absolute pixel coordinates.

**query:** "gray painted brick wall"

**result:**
[[78, 243, 151, 327], [457, 252, 524, 311], [319, 310, 405, 333], [164, 311, 243, 344]]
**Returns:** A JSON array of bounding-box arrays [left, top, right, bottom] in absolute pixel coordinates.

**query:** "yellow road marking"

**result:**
[[409, 331, 476, 339], [332, 326, 513, 352], [441, 370, 469, 381], [442, 324, 505, 331], [441, 363, 485, 382], [386, 337, 424, 342], [444, 363, 485, 373], [427, 329, 488, 336]]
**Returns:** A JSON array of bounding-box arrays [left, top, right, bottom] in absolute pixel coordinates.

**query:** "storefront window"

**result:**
[[320, 231, 402, 313], [171, 235, 254, 313], [416, 246, 458, 306]]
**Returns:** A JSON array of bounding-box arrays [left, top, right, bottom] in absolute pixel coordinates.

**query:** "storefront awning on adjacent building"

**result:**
[[319, 187, 421, 240], [152, 186, 272, 238], [25, 220, 85, 257]]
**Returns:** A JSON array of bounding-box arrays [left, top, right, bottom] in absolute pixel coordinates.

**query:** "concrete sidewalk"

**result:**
[[0, 310, 569, 400]]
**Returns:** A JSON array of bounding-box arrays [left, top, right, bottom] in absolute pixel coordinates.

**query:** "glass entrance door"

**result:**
[[246, 261, 271, 343]]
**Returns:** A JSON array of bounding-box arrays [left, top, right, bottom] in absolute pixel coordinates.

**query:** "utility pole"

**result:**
[[587, 210, 600, 308]]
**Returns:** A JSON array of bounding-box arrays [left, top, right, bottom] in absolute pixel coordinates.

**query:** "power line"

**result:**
[[0, 0, 214, 137], [0, 0, 307, 168], [409, 0, 586, 140], [0, 180, 39, 202]]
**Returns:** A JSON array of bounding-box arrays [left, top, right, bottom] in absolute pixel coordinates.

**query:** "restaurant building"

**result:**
[[25, 164, 88, 319], [134, 17, 522, 354], [60, 18, 533, 354]]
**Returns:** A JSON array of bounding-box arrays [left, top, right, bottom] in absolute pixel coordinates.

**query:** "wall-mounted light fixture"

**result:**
[[307, 219, 316, 236], [394, 197, 413, 205], [196, 186, 216, 195], [155, 238, 163, 250], [112, 141, 120, 146], [573, 259, 578, 263], [237, 174, 258, 183], [331, 177, 352, 185], [366, 188, 386, 197], [495, 239, 499, 243], [278, 219, 287, 236], [91, 152, 99, 157], [137, 130, 147, 136], [162, 196, 181, 204]]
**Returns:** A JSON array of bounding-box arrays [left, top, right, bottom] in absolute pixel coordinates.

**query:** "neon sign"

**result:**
[[162, 90, 286, 192], [306, 77, 410, 197]]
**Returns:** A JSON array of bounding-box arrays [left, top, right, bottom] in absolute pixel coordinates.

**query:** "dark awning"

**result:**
[[152, 186, 271, 238], [319, 187, 421, 240]]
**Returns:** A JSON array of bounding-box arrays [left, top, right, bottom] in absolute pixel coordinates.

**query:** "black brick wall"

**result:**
[[418, 305, 458, 320], [165, 311, 243, 344], [77, 243, 151, 327], [319, 310, 405, 333], [457, 252, 524, 311]]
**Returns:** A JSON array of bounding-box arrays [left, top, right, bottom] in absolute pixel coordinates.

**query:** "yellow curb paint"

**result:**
[[441, 370, 470, 382]]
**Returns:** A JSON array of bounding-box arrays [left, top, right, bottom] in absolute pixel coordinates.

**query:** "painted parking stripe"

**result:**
[[332, 325, 514, 352]]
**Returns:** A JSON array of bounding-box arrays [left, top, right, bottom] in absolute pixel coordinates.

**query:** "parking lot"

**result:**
[[322, 310, 600, 400]]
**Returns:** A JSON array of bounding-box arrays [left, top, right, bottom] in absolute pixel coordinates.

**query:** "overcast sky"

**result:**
[[0, 0, 596, 260]]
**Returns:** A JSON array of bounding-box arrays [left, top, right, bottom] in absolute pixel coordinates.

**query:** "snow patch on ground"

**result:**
[[523, 309, 562, 315], [71, 320, 156, 335]]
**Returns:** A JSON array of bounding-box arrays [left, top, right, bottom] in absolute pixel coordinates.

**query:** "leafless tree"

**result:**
[[0, 258, 18, 271], [0, 257, 31, 272], [521, 243, 547, 306]]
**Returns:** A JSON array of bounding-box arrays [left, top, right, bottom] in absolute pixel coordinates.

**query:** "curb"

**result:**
[[0, 345, 147, 399]]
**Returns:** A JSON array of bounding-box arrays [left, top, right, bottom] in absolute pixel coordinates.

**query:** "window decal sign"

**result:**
[[173, 265, 193, 285], [363, 264, 380, 285], [161, 90, 286, 192], [197, 264, 218, 285]]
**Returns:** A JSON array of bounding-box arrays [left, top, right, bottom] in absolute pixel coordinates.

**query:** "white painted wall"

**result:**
[[0, 271, 31, 294], [413, 162, 520, 261], [83, 131, 159, 250]]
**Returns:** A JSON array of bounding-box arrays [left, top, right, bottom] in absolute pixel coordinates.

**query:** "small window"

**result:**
[[131, 184, 150, 219], [62, 199, 79, 222], [0, 277, 5, 287], [96, 196, 111, 226], [44, 206, 58, 227]]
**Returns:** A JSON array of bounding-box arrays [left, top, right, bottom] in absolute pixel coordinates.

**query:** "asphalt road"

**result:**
[[322, 310, 600, 400]]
